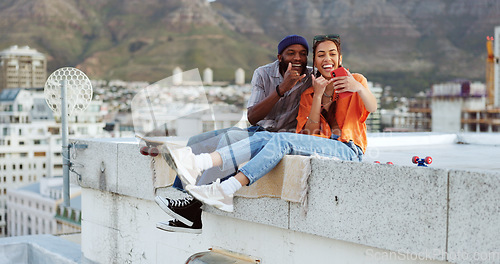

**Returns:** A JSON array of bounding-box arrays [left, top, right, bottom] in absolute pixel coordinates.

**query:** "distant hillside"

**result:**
[[1, 0, 499, 95]]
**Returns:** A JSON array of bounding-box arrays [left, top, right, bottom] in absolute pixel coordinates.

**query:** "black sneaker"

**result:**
[[156, 219, 202, 234], [155, 195, 203, 226]]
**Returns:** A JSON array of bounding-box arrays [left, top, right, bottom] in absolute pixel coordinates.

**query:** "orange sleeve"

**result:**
[[295, 88, 311, 134], [296, 87, 331, 138]]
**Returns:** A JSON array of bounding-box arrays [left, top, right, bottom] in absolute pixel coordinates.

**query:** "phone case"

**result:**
[[330, 67, 353, 99]]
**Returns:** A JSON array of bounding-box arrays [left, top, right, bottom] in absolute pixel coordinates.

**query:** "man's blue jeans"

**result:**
[[216, 131, 363, 185]]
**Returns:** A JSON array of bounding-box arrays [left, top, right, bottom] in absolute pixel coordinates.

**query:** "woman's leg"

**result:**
[[238, 132, 359, 185], [214, 131, 275, 172], [185, 132, 360, 212], [196, 129, 257, 186]]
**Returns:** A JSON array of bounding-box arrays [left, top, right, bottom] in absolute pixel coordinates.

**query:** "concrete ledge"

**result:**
[[448, 170, 500, 263], [291, 159, 448, 258], [73, 137, 500, 264]]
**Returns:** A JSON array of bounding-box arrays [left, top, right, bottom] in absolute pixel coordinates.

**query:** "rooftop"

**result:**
[[1, 132, 499, 263]]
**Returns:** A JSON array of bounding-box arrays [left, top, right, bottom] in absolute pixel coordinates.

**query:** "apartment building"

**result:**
[[0, 46, 46, 92], [0, 87, 106, 237]]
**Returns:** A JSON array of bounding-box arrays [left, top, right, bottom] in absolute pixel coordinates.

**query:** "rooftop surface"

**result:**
[[364, 132, 500, 172]]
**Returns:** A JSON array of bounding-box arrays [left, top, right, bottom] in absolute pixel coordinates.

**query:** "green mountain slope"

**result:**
[[1, 0, 499, 95]]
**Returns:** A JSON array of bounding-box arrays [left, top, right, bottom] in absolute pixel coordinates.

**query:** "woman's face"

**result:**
[[314, 40, 342, 79]]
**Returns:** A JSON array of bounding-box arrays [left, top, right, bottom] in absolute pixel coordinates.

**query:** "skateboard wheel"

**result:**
[[149, 147, 159, 157], [140, 146, 150, 156], [424, 156, 432, 164], [412, 156, 419, 164], [386, 162, 394, 165], [374, 161, 381, 164]]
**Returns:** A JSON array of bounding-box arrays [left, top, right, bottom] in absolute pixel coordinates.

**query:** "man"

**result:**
[[155, 34, 312, 233]]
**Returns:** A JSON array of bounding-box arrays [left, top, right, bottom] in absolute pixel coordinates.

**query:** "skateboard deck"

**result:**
[[136, 134, 184, 181], [135, 134, 168, 146]]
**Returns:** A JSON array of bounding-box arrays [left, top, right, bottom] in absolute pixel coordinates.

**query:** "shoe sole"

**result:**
[[188, 190, 234, 213], [160, 145, 197, 186], [154, 196, 193, 226], [156, 221, 202, 234]]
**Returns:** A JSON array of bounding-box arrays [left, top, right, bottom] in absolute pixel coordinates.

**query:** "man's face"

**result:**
[[277, 44, 308, 76]]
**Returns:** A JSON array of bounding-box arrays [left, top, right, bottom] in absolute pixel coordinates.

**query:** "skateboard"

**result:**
[[136, 135, 165, 157], [412, 156, 432, 167], [374, 161, 394, 165], [135, 134, 191, 184]]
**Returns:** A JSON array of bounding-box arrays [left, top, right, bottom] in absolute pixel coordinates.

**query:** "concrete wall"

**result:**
[[72, 138, 500, 264], [431, 98, 462, 132]]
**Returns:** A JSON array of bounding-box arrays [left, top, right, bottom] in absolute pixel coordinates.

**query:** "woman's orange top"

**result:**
[[295, 73, 370, 153]]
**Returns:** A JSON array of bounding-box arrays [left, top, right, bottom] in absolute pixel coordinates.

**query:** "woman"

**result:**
[[164, 34, 377, 212]]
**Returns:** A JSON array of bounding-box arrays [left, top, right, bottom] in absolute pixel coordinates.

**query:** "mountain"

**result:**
[[1, 0, 499, 95]]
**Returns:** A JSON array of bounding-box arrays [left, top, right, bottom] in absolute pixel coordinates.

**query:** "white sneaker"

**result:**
[[186, 179, 234, 213], [159, 144, 201, 186]]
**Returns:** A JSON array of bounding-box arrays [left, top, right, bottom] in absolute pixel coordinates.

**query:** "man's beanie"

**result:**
[[277, 35, 309, 55]]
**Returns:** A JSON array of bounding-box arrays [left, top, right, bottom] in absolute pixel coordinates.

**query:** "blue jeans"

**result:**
[[172, 126, 265, 190], [216, 131, 363, 185]]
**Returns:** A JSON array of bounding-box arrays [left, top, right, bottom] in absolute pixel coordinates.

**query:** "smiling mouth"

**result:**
[[322, 64, 333, 70]]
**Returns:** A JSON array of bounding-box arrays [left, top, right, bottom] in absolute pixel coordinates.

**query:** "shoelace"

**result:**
[[169, 196, 194, 207]]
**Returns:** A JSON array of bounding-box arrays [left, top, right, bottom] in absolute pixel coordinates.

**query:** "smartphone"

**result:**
[[330, 67, 348, 77], [330, 67, 353, 99]]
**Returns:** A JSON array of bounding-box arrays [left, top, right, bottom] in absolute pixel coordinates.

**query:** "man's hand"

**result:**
[[278, 62, 306, 95]]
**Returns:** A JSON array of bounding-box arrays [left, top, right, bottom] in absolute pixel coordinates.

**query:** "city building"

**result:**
[[0, 87, 106, 237], [366, 82, 383, 132], [6, 177, 81, 237], [0, 46, 46, 92], [431, 80, 490, 132], [383, 80, 500, 133]]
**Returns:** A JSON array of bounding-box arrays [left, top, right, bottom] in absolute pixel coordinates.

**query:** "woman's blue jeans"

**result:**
[[216, 131, 363, 185]]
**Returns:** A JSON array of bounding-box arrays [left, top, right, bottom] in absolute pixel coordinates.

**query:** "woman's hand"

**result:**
[[312, 74, 333, 98], [332, 70, 378, 112], [331, 71, 364, 94]]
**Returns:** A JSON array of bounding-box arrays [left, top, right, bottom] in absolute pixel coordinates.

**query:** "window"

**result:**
[[34, 152, 46, 157]]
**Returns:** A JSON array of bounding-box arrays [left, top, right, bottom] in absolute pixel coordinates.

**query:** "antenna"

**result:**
[[44, 67, 93, 207]]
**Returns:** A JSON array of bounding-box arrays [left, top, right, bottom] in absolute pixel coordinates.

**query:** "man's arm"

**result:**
[[247, 90, 282, 125], [247, 63, 305, 125]]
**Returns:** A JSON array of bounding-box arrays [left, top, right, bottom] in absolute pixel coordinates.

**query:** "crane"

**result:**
[[486, 36, 495, 107]]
